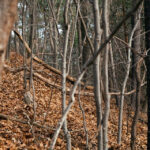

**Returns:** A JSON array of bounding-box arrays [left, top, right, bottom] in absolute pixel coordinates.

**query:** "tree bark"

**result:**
[[29, 0, 36, 51], [117, 17, 140, 145], [0, 0, 18, 80], [93, 0, 103, 149], [144, 0, 150, 149], [102, 0, 111, 149], [62, 0, 71, 149], [131, 0, 141, 108], [131, 62, 141, 150], [130, 2, 141, 149], [81, 0, 91, 83]]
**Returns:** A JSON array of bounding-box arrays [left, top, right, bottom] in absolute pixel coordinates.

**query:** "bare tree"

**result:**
[[130, 3, 142, 149], [62, 0, 71, 149], [117, 16, 140, 145], [48, 0, 59, 68], [144, 0, 150, 149], [80, 0, 91, 83], [0, 0, 18, 80], [102, 0, 111, 149], [93, 0, 103, 149]]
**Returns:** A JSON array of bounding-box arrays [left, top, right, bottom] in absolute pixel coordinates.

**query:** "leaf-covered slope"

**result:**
[[0, 52, 147, 149]]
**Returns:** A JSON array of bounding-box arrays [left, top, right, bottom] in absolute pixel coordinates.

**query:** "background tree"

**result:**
[[93, 0, 103, 149], [130, 1, 142, 149], [0, 0, 18, 79], [80, 0, 91, 83], [144, 0, 150, 149]]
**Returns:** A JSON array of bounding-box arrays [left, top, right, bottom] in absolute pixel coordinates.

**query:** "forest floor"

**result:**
[[0, 52, 147, 149]]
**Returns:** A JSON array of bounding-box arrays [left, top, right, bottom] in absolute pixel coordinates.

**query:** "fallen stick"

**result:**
[[0, 113, 55, 131], [3, 64, 94, 97], [33, 72, 94, 96], [3, 64, 146, 96]]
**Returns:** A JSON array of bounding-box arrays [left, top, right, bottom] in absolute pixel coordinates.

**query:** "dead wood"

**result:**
[[4, 64, 25, 73], [13, 30, 93, 90], [33, 72, 94, 96], [109, 82, 146, 96], [4, 63, 146, 97], [0, 113, 55, 131], [3, 64, 94, 96]]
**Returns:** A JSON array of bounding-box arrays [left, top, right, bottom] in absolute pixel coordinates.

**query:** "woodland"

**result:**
[[0, 0, 149, 149]]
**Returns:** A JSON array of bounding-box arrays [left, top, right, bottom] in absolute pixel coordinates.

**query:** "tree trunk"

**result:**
[[21, 0, 28, 91], [131, 62, 141, 150], [102, 0, 111, 149], [0, 0, 18, 80], [93, 0, 103, 149], [144, 0, 150, 149], [29, 0, 36, 51], [62, 0, 71, 149], [109, 48, 119, 106], [6, 35, 11, 60], [81, 0, 90, 83], [118, 17, 139, 145], [130, 2, 141, 149], [48, 0, 59, 68], [29, 0, 36, 90], [122, 0, 128, 54], [14, 22, 20, 54], [131, 0, 141, 108]]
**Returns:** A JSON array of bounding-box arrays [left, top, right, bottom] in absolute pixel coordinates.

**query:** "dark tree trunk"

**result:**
[[6, 35, 11, 60], [14, 22, 20, 54], [144, 0, 150, 149], [29, 0, 36, 51], [80, 0, 90, 83], [130, 1, 141, 149], [131, 0, 141, 108], [131, 63, 141, 150], [122, 0, 128, 54]]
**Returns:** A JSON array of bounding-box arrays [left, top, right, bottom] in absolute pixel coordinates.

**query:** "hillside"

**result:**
[[0, 52, 147, 149]]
